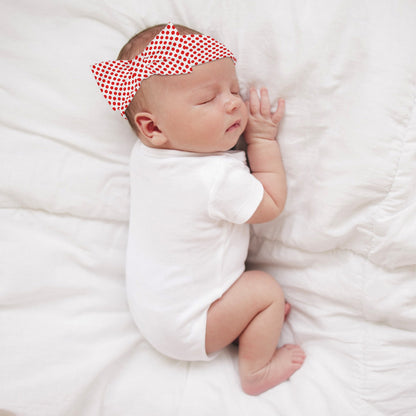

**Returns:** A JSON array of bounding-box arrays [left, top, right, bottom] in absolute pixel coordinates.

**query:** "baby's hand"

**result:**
[[244, 87, 285, 145]]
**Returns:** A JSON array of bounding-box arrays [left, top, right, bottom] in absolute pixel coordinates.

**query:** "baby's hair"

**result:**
[[118, 23, 201, 132]]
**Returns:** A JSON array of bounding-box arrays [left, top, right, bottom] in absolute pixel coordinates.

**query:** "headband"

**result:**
[[90, 23, 236, 118]]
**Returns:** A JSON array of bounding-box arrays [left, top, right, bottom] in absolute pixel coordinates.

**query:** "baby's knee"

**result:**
[[244, 270, 285, 304]]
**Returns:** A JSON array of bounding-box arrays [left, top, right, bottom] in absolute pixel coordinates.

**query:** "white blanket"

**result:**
[[1, 0, 415, 415]]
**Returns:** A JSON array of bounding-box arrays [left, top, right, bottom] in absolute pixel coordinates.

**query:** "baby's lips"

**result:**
[[226, 120, 240, 132]]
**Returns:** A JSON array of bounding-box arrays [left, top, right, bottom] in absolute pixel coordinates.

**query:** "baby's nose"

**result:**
[[225, 94, 241, 112]]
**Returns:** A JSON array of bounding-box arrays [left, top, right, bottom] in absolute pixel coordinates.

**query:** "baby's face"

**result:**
[[144, 58, 248, 153]]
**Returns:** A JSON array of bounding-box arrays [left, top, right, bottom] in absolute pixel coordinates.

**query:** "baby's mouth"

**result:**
[[226, 121, 240, 132]]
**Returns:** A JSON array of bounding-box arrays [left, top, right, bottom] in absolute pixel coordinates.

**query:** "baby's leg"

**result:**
[[206, 270, 305, 395]]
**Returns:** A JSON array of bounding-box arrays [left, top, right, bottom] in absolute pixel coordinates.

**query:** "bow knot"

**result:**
[[91, 23, 236, 118]]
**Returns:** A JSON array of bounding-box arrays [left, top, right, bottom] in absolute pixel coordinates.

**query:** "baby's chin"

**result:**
[[228, 135, 246, 152]]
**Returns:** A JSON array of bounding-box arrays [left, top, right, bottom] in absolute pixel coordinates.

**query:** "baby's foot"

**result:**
[[241, 344, 305, 396]]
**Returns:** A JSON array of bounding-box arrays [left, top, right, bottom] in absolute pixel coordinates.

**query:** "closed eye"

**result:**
[[197, 96, 215, 105]]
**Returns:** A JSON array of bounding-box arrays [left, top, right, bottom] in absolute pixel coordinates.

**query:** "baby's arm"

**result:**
[[244, 88, 286, 224]]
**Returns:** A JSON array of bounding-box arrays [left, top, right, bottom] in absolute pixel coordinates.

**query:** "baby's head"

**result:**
[[117, 24, 201, 135], [93, 23, 248, 153]]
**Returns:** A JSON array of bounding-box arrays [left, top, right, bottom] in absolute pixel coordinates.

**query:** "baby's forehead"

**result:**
[[137, 58, 238, 112], [148, 57, 238, 89]]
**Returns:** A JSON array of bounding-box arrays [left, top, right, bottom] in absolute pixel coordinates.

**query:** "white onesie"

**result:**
[[126, 141, 263, 361]]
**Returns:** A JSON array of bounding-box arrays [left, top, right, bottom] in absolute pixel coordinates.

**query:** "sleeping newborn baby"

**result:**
[[91, 22, 305, 395]]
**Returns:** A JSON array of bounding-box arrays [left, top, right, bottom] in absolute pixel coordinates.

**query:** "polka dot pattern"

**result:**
[[90, 23, 236, 118]]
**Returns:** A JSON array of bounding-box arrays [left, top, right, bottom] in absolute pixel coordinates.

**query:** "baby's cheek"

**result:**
[[241, 108, 249, 130]]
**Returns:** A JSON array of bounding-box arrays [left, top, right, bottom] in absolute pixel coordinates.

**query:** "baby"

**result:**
[[91, 23, 305, 395]]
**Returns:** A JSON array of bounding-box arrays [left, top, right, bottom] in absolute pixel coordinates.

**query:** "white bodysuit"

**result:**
[[126, 142, 263, 361]]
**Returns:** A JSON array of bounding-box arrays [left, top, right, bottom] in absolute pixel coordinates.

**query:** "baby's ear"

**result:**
[[134, 112, 168, 147]]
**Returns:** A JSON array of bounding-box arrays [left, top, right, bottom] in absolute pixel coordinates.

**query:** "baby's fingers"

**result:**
[[259, 87, 271, 117], [248, 87, 260, 115], [249, 87, 272, 117], [271, 98, 285, 124]]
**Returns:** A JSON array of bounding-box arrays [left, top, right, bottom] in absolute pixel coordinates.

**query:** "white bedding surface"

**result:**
[[1, 0, 415, 415]]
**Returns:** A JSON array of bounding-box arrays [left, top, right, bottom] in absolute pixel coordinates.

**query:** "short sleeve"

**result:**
[[208, 155, 264, 224]]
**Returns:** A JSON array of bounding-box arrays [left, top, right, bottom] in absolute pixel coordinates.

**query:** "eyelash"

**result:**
[[198, 90, 240, 105], [199, 97, 215, 105]]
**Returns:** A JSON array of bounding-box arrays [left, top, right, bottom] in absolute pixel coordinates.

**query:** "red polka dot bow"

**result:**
[[90, 23, 236, 118]]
